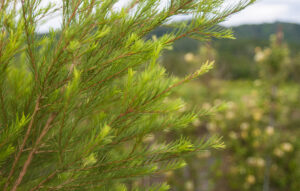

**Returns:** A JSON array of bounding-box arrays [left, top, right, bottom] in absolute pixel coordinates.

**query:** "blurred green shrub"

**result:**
[[163, 34, 300, 191]]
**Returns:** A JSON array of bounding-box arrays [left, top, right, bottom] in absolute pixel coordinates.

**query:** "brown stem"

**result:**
[[10, 113, 57, 191], [4, 96, 41, 191], [0, 89, 7, 127], [30, 170, 59, 191], [21, 0, 38, 83]]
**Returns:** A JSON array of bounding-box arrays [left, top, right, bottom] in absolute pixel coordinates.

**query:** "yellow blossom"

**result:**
[[265, 126, 274, 136], [254, 51, 265, 62], [229, 131, 238, 140], [281, 142, 293, 152], [240, 122, 249, 131], [185, 181, 194, 191], [247, 157, 265, 168], [252, 110, 263, 121], [256, 158, 265, 167], [246, 175, 256, 184], [184, 53, 195, 62]]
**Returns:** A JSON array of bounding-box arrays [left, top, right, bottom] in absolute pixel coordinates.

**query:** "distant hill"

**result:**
[[232, 22, 300, 45], [150, 22, 300, 53], [152, 22, 300, 79], [231, 22, 300, 55]]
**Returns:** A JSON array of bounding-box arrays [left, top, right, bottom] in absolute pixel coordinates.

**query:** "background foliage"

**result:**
[[160, 26, 300, 190]]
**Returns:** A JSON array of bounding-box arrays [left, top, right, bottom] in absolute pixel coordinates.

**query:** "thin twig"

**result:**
[[11, 113, 57, 191], [4, 96, 41, 191]]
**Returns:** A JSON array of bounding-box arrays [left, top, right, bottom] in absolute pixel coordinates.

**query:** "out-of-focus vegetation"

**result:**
[[157, 23, 300, 191], [168, 80, 300, 191], [151, 22, 300, 79]]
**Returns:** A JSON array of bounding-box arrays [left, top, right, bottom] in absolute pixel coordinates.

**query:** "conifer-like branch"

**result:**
[[11, 113, 57, 191], [0, 0, 256, 190], [4, 96, 41, 191]]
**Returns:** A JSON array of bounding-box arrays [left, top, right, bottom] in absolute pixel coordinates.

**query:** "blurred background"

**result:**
[[141, 1, 300, 190]]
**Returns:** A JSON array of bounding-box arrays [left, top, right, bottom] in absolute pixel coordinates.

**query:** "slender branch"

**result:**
[[58, 99, 70, 164], [42, 0, 82, 91], [21, 0, 38, 83], [0, 88, 7, 127], [30, 170, 59, 191], [82, 59, 135, 91], [11, 113, 57, 191], [165, 4, 249, 44], [4, 96, 41, 191], [82, 51, 137, 87], [0, 0, 5, 11]]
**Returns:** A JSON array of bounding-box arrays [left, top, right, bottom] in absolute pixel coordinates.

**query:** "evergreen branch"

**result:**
[[166, 1, 254, 44], [82, 60, 135, 92], [11, 113, 57, 191], [125, 0, 140, 14], [4, 96, 41, 191], [66, 0, 82, 27], [21, 0, 38, 83], [30, 170, 59, 191], [30, 116, 155, 190], [83, 51, 138, 87], [0, 1, 256, 189], [48, 159, 185, 190], [58, 96, 71, 164], [42, 0, 83, 90], [141, 62, 214, 107], [0, 89, 7, 127], [64, 128, 218, 178]]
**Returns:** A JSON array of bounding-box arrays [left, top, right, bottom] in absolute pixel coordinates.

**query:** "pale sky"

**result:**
[[222, 0, 300, 26], [38, 0, 300, 32]]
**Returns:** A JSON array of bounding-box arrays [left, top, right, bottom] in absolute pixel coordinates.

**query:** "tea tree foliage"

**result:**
[[0, 0, 254, 190]]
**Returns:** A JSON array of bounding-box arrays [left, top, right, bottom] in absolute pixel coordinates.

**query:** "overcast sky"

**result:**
[[38, 0, 300, 32], [222, 0, 300, 26]]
